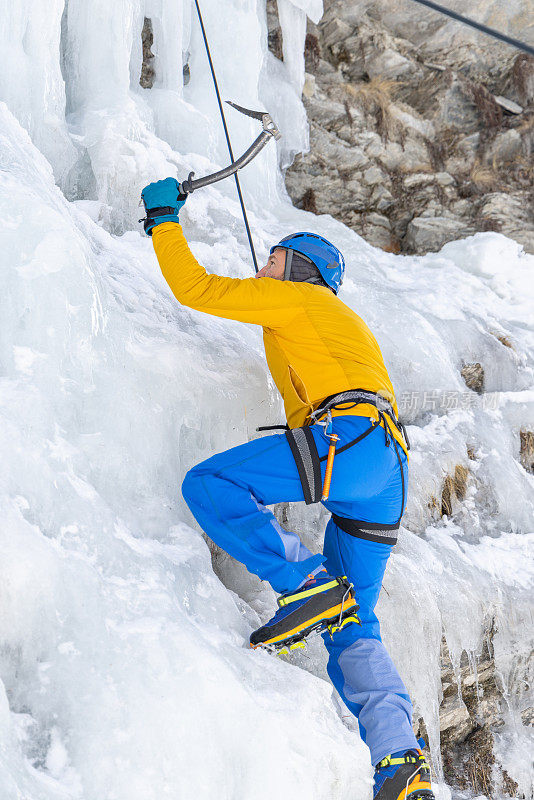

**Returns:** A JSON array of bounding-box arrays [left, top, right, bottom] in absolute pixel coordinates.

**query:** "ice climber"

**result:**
[[141, 177, 435, 800]]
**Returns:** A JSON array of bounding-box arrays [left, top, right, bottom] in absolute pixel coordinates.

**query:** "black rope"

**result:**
[[192, 0, 259, 272], [406, 0, 534, 57]]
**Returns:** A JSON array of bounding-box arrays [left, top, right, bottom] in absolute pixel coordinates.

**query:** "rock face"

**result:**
[[435, 636, 505, 796], [430, 627, 533, 799], [405, 216, 471, 253], [268, 0, 534, 255], [140, 18, 155, 89]]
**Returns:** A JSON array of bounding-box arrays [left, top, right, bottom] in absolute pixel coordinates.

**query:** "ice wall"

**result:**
[[0, 0, 533, 798], [0, 99, 371, 799]]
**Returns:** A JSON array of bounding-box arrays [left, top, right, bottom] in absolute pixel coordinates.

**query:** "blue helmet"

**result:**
[[270, 232, 345, 294]]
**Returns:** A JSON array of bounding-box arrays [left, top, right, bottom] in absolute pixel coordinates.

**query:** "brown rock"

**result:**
[[461, 363, 484, 393], [140, 18, 155, 89], [520, 430, 534, 474]]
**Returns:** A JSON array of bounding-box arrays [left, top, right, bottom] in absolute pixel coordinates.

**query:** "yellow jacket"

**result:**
[[152, 223, 407, 455]]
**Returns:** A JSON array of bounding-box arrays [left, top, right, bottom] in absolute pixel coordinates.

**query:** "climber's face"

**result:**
[[256, 247, 286, 280]]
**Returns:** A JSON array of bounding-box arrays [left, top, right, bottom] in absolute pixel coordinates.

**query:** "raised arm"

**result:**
[[141, 177, 306, 327], [152, 222, 304, 327]]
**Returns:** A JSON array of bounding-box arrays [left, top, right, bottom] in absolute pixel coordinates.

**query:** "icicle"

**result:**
[[277, 0, 308, 95]]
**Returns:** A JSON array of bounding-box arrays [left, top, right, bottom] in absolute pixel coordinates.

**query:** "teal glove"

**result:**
[[141, 177, 187, 235]]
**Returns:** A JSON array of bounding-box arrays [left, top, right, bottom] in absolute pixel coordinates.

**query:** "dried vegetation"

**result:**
[[346, 77, 402, 142]]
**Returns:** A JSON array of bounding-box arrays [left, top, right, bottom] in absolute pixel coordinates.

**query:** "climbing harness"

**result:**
[[314, 390, 410, 542], [191, 0, 281, 272], [281, 388, 410, 514], [405, 0, 534, 57], [260, 390, 410, 544]]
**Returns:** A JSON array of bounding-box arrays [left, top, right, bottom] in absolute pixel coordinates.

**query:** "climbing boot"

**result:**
[[249, 573, 359, 651], [373, 749, 435, 800]]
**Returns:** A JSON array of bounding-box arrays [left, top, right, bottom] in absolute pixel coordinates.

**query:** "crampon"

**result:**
[[250, 574, 360, 653]]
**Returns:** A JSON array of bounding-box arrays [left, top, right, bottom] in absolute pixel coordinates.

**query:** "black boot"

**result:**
[[373, 750, 435, 800], [250, 574, 359, 651]]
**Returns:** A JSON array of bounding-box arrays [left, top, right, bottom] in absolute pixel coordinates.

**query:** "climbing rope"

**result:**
[[192, 0, 259, 272], [406, 0, 534, 57]]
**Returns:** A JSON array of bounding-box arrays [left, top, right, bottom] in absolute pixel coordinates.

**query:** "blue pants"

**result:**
[[182, 415, 418, 765]]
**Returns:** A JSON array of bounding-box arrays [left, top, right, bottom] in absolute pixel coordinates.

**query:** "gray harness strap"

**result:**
[[332, 515, 400, 545], [309, 389, 410, 451], [285, 426, 322, 505], [310, 389, 396, 423]]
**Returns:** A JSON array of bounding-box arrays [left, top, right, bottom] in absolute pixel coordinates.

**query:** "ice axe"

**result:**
[[179, 102, 281, 195]]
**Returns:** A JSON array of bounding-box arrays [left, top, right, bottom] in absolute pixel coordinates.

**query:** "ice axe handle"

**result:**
[[179, 106, 281, 195], [180, 131, 275, 194], [178, 173, 196, 196]]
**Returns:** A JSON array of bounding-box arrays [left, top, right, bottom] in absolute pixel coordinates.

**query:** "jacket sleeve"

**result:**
[[151, 222, 305, 328]]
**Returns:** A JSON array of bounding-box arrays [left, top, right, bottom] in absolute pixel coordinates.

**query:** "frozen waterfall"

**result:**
[[0, 1, 532, 798]]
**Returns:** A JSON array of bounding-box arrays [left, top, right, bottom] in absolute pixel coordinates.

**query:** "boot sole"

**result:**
[[397, 787, 433, 800]]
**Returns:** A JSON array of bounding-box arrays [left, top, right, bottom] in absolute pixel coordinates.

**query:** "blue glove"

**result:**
[[141, 177, 187, 235]]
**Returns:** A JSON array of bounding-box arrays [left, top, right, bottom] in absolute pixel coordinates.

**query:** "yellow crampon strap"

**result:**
[[277, 578, 340, 608], [377, 753, 425, 769], [327, 613, 361, 637]]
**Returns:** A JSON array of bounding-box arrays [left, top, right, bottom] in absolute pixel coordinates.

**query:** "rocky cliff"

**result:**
[[268, 0, 534, 255]]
